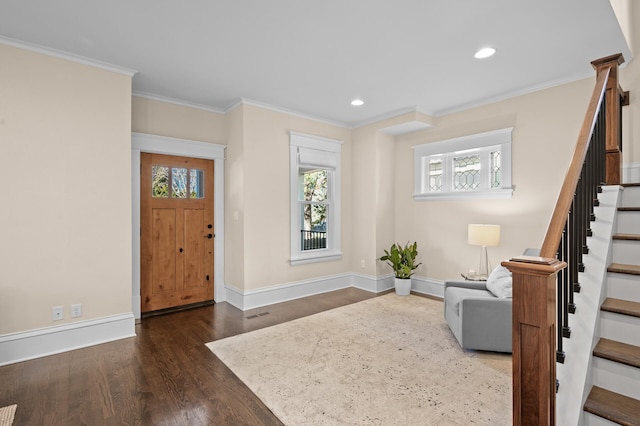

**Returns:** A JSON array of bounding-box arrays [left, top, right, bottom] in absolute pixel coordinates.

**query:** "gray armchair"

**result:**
[[444, 248, 539, 353]]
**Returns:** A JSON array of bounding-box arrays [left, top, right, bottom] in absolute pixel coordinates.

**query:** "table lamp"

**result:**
[[468, 224, 501, 279]]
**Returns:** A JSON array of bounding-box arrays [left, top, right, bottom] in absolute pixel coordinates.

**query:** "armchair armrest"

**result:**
[[444, 280, 488, 291], [459, 297, 513, 352]]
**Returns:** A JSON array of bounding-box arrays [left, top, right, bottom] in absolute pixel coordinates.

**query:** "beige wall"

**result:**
[[224, 106, 245, 288], [350, 126, 379, 275], [351, 125, 399, 276], [0, 45, 132, 334], [619, 0, 640, 165], [3, 14, 638, 340], [394, 77, 597, 281], [132, 96, 226, 143], [230, 104, 353, 291]]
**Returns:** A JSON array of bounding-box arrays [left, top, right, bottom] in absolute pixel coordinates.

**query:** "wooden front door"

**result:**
[[140, 153, 214, 313]]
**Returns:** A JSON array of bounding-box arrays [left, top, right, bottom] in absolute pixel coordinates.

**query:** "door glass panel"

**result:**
[[172, 168, 188, 198], [152, 166, 169, 198], [190, 169, 205, 199]]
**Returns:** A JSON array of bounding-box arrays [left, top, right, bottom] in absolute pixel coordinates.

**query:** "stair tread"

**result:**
[[613, 233, 640, 241], [618, 207, 640, 212], [602, 297, 640, 318], [584, 386, 640, 426], [608, 263, 640, 276], [622, 182, 640, 188], [594, 338, 640, 368]]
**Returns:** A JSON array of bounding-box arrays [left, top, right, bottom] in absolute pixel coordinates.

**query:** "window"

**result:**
[[413, 128, 513, 200], [290, 132, 342, 265], [152, 166, 204, 199]]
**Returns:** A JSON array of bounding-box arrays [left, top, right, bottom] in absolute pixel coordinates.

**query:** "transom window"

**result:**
[[290, 132, 342, 265], [413, 128, 513, 200], [152, 165, 205, 198]]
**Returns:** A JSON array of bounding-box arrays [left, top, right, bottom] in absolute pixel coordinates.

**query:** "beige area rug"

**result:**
[[207, 294, 512, 425], [0, 405, 16, 426]]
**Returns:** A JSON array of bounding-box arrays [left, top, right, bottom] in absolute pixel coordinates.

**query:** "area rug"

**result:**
[[0, 405, 16, 426], [207, 294, 512, 425]]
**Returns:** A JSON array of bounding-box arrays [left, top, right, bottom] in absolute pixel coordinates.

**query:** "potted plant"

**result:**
[[379, 242, 422, 296]]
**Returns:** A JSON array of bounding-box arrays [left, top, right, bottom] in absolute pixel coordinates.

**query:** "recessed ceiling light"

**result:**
[[474, 47, 496, 59], [351, 99, 364, 106]]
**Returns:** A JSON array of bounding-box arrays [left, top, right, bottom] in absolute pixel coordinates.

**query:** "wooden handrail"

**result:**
[[539, 68, 610, 258], [507, 53, 625, 426]]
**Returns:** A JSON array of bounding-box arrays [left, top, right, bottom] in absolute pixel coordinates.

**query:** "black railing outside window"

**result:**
[[301, 230, 327, 251]]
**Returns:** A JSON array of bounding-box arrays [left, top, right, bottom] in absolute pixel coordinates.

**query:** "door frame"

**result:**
[[132, 132, 226, 319]]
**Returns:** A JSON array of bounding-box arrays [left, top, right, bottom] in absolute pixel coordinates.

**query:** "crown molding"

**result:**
[[225, 98, 350, 129], [0, 35, 137, 77], [352, 106, 435, 129], [434, 70, 596, 117], [132, 91, 226, 114]]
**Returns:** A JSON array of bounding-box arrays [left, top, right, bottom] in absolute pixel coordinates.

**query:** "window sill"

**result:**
[[290, 252, 343, 266], [413, 188, 513, 201]]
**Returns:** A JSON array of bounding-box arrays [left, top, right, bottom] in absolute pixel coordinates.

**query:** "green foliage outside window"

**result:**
[[302, 169, 328, 230]]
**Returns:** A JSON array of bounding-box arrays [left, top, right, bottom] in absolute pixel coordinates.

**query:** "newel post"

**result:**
[[591, 53, 625, 185], [503, 256, 566, 426]]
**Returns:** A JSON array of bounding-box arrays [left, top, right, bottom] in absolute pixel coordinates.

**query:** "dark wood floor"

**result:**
[[0, 288, 384, 425]]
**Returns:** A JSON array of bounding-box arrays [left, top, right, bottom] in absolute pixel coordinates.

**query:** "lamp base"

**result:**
[[478, 246, 492, 279]]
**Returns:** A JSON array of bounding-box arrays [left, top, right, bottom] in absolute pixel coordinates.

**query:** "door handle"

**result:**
[[205, 233, 213, 239]]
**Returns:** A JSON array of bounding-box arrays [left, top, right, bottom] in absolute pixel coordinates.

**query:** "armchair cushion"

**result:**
[[445, 286, 494, 316], [485, 265, 513, 298]]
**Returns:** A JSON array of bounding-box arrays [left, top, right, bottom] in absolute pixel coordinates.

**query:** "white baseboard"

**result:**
[[1, 273, 444, 365], [351, 273, 394, 293], [225, 273, 444, 311], [411, 276, 445, 299], [0, 313, 136, 366], [623, 162, 640, 183], [132, 295, 141, 319], [225, 274, 354, 311]]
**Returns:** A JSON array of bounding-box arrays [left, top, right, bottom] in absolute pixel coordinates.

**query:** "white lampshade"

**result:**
[[468, 224, 501, 247]]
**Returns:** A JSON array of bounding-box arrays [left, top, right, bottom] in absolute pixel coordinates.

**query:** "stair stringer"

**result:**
[[556, 185, 622, 426]]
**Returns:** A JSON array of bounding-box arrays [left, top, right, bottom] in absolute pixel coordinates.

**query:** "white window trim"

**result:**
[[413, 127, 513, 201], [290, 131, 343, 265]]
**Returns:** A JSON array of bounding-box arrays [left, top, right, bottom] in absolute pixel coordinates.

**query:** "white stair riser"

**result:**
[[620, 186, 640, 206], [599, 311, 640, 346], [583, 411, 624, 426], [611, 239, 640, 265], [616, 211, 640, 234], [607, 273, 640, 303], [592, 356, 640, 400]]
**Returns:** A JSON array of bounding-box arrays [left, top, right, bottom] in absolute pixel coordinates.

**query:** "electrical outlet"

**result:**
[[71, 303, 82, 318], [52, 306, 64, 321], [360, 259, 365, 268]]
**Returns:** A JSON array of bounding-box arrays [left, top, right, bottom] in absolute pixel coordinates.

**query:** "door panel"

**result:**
[[183, 208, 204, 288], [152, 209, 177, 292], [141, 153, 214, 313]]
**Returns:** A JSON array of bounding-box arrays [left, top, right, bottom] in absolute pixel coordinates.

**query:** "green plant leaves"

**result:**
[[379, 241, 422, 279]]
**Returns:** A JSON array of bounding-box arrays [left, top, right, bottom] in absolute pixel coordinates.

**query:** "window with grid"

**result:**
[[414, 128, 513, 200], [290, 132, 342, 265]]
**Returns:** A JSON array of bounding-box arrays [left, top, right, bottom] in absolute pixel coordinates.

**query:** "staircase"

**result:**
[[583, 183, 640, 425]]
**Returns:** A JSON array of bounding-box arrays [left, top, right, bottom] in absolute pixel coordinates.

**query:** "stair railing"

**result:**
[[502, 53, 625, 426]]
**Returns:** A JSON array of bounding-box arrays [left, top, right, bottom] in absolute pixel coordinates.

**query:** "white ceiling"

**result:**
[[0, 0, 631, 127]]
